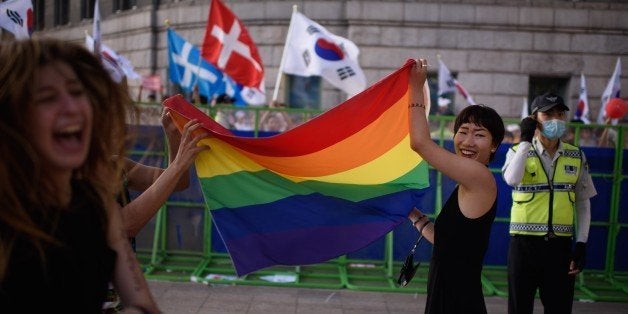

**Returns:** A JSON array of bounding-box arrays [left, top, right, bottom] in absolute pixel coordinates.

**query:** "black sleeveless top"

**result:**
[[425, 186, 496, 314], [0, 180, 117, 312]]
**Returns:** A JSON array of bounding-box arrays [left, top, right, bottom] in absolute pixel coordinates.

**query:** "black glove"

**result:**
[[572, 242, 587, 271], [520, 117, 538, 143]]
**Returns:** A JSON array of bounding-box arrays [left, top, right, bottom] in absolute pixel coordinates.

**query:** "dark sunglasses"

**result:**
[[397, 234, 424, 287]]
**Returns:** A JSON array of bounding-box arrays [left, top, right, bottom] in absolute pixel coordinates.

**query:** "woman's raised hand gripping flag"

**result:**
[[164, 60, 430, 276]]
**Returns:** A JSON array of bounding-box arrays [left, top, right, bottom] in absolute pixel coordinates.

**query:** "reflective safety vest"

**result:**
[[510, 142, 582, 237]]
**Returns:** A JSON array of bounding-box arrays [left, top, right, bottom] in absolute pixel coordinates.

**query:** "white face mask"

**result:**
[[540, 119, 566, 140]]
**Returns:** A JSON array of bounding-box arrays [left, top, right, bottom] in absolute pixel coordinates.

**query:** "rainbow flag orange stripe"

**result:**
[[164, 60, 428, 276]]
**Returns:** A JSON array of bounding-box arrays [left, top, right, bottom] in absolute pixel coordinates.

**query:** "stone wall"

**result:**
[[26, 0, 628, 118]]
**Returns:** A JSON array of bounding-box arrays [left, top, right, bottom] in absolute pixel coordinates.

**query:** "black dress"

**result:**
[[425, 186, 497, 314], [0, 180, 117, 313]]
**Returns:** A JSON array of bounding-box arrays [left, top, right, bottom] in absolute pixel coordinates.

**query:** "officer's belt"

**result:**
[[510, 223, 574, 234]]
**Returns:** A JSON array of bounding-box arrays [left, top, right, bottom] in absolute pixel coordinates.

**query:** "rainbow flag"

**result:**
[[164, 60, 429, 276]]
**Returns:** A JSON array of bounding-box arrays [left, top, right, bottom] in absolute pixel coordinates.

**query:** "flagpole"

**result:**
[[436, 54, 442, 98], [191, 1, 214, 101], [191, 45, 204, 103], [165, 19, 173, 99], [272, 5, 298, 103], [92, 0, 101, 59], [187, 1, 216, 104]]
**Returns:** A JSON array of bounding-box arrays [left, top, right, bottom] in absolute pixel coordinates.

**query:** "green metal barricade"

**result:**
[[130, 102, 627, 302]]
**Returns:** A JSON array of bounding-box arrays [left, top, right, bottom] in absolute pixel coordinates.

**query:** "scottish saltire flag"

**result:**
[[0, 0, 33, 40], [168, 28, 229, 101], [169, 29, 250, 106], [202, 0, 266, 105], [282, 11, 367, 97], [597, 57, 621, 124], [575, 73, 590, 124], [164, 60, 428, 276], [438, 58, 476, 106]]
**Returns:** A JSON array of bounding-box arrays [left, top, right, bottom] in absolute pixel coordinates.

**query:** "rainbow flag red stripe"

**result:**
[[164, 60, 429, 276]]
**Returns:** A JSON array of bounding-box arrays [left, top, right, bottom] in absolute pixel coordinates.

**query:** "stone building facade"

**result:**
[[14, 0, 628, 119]]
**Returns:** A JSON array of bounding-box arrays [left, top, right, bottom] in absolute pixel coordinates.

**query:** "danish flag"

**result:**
[[202, 0, 264, 90]]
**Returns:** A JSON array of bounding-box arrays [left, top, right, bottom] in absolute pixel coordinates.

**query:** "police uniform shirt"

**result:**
[[502, 138, 597, 202]]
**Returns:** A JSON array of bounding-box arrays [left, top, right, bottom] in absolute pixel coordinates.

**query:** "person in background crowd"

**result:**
[[213, 94, 236, 129], [562, 119, 597, 147], [502, 92, 597, 313], [576, 125, 598, 147], [598, 117, 619, 148], [0, 38, 159, 313], [505, 124, 521, 144], [233, 110, 255, 131], [260, 101, 294, 133], [407, 59, 505, 313]]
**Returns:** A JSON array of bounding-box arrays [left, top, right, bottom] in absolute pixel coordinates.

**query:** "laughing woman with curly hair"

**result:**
[[0, 38, 159, 313]]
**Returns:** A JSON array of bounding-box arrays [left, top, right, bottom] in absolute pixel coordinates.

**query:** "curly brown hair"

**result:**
[[0, 38, 133, 281]]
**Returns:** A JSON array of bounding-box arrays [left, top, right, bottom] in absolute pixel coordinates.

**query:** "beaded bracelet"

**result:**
[[408, 103, 426, 109]]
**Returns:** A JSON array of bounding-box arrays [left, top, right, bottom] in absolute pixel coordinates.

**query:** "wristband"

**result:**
[[418, 220, 431, 234], [412, 215, 426, 226], [409, 103, 426, 109]]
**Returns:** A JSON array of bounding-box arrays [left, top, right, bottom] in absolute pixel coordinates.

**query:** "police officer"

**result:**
[[502, 92, 597, 313]]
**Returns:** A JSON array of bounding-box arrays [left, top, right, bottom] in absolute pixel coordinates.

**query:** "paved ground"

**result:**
[[147, 280, 628, 314]]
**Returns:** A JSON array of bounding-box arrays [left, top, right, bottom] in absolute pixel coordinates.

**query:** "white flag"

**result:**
[[521, 97, 529, 119], [575, 73, 590, 124], [85, 34, 140, 83], [438, 59, 456, 96], [282, 11, 366, 97], [0, 0, 33, 40], [438, 59, 476, 106], [597, 57, 621, 123]]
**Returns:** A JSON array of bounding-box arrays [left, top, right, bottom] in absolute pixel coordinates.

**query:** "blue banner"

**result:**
[[167, 28, 247, 105]]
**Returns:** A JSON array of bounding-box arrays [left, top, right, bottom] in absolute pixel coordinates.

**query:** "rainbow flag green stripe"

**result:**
[[199, 161, 428, 210]]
